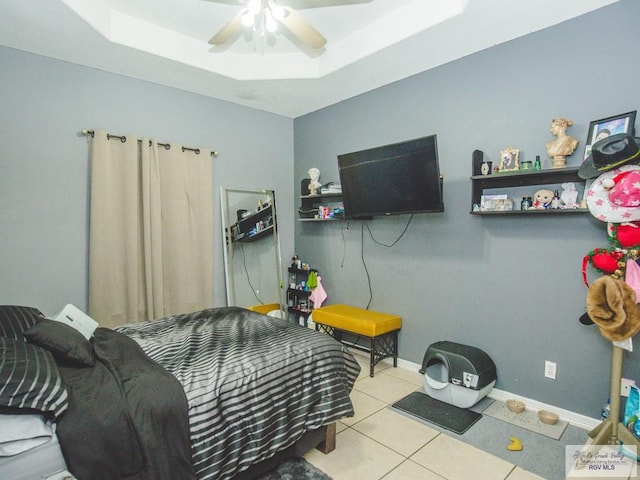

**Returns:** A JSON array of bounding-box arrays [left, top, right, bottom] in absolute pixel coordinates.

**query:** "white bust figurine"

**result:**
[[308, 167, 321, 195]]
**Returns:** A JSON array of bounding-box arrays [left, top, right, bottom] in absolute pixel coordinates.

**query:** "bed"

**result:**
[[0, 305, 360, 480]]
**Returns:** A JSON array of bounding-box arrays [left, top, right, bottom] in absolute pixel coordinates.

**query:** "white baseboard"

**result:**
[[388, 357, 601, 432]]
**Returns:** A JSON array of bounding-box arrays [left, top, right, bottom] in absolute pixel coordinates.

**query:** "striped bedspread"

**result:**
[[116, 307, 360, 480]]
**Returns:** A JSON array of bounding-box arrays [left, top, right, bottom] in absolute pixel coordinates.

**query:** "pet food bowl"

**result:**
[[538, 410, 559, 425], [506, 399, 525, 413]]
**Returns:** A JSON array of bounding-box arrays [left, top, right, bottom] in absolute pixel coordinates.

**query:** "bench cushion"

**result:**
[[312, 304, 401, 337], [247, 303, 281, 315]]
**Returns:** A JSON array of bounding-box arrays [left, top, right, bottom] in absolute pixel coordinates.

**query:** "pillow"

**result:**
[[0, 306, 45, 340], [0, 413, 54, 456], [0, 338, 69, 419], [23, 319, 95, 367]]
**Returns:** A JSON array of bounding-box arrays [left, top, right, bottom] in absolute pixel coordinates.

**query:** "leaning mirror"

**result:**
[[220, 188, 284, 312]]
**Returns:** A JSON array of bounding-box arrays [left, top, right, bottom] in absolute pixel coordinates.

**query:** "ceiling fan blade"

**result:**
[[279, 0, 372, 8], [209, 9, 245, 45], [279, 7, 326, 50], [202, 0, 247, 5]]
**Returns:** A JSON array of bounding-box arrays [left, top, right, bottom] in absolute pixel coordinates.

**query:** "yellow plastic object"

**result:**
[[507, 436, 523, 451], [312, 304, 401, 336], [247, 303, 281, 315]]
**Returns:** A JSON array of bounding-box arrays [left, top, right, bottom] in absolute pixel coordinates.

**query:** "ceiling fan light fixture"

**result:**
[[264, 10, 278, 33], [247, 0, 262, 15], [268, 1, 285, 21], [208, 0, 328, 51], [241, 10, 255, 28]]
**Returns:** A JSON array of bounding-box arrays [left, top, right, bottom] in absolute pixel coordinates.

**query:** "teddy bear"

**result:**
[[531, 189, 553, 209]]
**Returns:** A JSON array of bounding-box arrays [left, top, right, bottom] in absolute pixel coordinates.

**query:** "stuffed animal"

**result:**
[[586, 275, 640, 341], [532, 189, 553, 209]]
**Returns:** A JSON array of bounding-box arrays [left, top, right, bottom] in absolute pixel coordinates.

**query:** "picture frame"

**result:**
[[499, 147, 520, 172], [480, 194, 507, 212], [583, 110, 637, 162], [490, 198, 514, 211]]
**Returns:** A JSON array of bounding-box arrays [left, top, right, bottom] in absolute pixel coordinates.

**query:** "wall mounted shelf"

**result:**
[[470, 167, 588, 216], [298, 192, 344, 221]]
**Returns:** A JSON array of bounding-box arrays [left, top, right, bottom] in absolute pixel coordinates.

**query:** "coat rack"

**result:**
[[588, 344, 640, 449]]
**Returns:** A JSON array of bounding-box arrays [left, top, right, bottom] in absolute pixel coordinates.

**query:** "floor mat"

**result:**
[[391, 391, 482, 435], [482, 400, 568, 440], [258, 457, 332, 480]]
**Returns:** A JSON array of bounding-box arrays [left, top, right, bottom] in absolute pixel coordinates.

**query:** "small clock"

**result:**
[[480, 161, 492, 175]]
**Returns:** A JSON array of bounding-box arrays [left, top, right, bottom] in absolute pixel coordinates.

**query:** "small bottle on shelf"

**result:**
[[534, 155, 542, 171]]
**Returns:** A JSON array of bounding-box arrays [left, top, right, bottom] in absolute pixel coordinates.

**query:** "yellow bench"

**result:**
[[312, 304, 402, 377], [247, 303, 281, 315]]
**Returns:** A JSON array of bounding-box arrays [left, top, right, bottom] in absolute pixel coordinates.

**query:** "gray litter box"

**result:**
[[420, 341, 497, 409]]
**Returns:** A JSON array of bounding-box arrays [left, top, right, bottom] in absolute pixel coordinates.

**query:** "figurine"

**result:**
[[560, 182, 579, 209], [308, 167, 321, 196], [546, 117, 579, 169], [532, 189, 554, 209]]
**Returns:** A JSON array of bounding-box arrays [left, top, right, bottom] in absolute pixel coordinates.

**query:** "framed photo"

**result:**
[[583, 110, 636, 161], [499, 147, 520, 172], [480, 194, 506, 211], [490, 198, 514, 211]]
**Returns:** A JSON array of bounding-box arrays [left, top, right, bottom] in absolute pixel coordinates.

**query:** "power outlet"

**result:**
[[621, 378, 636, 397], [544, 360, 557, 380]]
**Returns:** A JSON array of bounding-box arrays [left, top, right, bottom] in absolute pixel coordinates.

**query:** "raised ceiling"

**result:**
[[0, 0, 619, 117]]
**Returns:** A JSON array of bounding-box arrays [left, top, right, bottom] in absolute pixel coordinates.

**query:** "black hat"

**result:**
[[579, 311, 594, 325], [578, 133, 640, 179]]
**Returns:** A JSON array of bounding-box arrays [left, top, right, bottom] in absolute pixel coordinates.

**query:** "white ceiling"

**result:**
[[0, 0, 619, 118]]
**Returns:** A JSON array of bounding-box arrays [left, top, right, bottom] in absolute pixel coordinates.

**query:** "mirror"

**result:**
[[220, 188, 284, 311]]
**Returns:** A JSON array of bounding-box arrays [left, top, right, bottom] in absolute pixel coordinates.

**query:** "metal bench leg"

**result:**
[[393, 331, 398, 367], [370, 337, 375, 377]]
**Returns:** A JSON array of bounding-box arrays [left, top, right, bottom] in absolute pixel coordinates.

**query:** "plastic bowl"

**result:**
[[538, 410, 559, 425], [506, 399, 525, 413]]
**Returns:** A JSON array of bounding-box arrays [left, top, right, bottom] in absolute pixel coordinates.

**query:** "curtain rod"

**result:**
[[81, 129, 218, 157]]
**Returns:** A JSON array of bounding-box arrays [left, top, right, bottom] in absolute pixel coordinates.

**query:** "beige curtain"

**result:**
[[88, 130, 214, 327]]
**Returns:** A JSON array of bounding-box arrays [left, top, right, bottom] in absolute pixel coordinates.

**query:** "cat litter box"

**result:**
[[420, 341, 497, 409]]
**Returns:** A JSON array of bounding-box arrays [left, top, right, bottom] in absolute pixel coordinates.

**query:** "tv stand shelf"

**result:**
[[470, 167, 588, 215]]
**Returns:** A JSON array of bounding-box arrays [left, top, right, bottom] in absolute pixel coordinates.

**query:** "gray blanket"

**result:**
[[57, 328, 194, 480], [117, 307, 360, 480]]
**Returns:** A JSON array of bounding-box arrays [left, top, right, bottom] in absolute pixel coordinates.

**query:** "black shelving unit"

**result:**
[[286, 267, 318, 326], [470, 167, 588, 215]]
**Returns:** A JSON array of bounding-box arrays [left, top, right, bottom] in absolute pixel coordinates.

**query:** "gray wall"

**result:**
[[0, 46, 294, 316], [1, 1, 638, 421], [293, 0, 640, 418]]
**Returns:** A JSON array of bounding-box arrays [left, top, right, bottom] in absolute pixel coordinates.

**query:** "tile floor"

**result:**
[[304, 352, 599, 480]]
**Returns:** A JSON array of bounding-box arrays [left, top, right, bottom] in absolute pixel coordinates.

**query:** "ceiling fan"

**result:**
[[205, 0, 370, 51]]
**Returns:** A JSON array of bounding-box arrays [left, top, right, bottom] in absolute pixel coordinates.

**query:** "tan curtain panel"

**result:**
[[88, 130, 214, 327]]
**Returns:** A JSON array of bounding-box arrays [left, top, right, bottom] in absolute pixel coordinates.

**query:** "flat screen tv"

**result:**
[[337, 135, 443, 219]]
